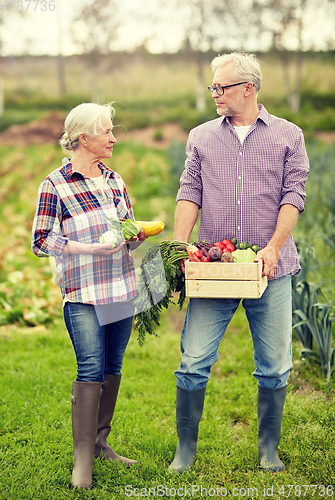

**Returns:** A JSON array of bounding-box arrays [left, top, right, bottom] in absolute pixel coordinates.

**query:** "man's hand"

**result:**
[[254, 204, 300, 278], [179, 258, 187, 273], [254, 245, 280, 279]]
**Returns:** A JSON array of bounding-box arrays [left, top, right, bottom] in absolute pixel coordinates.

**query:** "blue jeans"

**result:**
[[175, 275, 292, 391], [63, 302, 133, 382]]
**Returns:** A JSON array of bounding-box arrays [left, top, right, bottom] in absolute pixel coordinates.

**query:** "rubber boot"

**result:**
[[257, 385, 287, 472], [71, 381, 102, 489], [168, 386, 206, 473], [94, 374, 137, 466]]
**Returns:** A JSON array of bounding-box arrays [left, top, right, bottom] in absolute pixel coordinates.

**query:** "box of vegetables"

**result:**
[[185, 239, 268, 299]]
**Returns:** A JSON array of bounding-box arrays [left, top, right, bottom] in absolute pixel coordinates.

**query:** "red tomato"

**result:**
[[194, 249, 203, 260], [223, 247, 232, 253], [225, 244, 235, 252], [202, 257, 210, 262], [214, 242, 226, 251], [222, 239, 232, 245]]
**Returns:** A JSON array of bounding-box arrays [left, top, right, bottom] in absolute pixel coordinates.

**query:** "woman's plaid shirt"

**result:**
[[31, 159, 137, 305]]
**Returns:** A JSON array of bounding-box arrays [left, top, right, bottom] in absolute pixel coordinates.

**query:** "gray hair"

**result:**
[[59, 102, 115, 154], [210, 52, 263, 93]]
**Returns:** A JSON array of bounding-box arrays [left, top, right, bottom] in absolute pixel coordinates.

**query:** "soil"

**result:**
[[0, 111, 189, 148], [314, 131, 335, 144]]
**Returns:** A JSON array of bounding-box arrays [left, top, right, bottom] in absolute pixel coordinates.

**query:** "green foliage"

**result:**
[[133, 241, 187, 345], [0, 109, 44, 133], [292, 227, 335, 391], [294, 302, 335, 393], [2, 53, 335, 135]]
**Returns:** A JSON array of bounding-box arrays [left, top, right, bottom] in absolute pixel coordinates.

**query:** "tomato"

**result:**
[[222, 239, 232, 245], [202, 257, 210, 262], [194, 249, 203, 260], [225, 243, 235, 252], [214, 242, 226, 251], [223, 247, 232, 253]]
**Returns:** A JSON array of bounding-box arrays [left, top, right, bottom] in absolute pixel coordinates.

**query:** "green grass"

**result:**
[[0, 305, 334, 500]]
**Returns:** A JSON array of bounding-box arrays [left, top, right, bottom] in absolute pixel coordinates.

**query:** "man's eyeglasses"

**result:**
[[208, 82, 248, 96]]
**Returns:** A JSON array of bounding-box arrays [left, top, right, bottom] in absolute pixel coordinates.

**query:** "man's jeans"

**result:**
[[175, 274, 292, 391], [64, 302, 133, 382]]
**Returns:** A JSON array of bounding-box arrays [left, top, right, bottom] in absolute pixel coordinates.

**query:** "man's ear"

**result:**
[[245, 82, 254, 96]]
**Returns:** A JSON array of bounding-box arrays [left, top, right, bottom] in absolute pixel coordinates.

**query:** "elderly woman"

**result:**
[[31, 102, 145, 489]]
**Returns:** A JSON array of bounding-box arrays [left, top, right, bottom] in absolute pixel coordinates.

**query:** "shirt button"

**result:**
[[237, 226, 240, 230], [239, 151, 243, 155], [238, 176, 241, 180], [237, 200, 241, 205]]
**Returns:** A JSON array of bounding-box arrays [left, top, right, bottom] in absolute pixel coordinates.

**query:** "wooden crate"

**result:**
[[185, 260, 268, 299]]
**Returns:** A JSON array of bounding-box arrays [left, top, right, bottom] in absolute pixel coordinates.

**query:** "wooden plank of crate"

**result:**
[[185, 276, 268, 299], [185, 259, 263, 281]]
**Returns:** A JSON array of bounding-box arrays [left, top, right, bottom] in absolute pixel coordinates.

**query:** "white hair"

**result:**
[[210, 52, 263, 93], [59, 102, 115, 154]]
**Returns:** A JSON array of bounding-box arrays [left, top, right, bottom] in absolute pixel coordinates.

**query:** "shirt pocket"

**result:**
[[62, 209, 108, 243]]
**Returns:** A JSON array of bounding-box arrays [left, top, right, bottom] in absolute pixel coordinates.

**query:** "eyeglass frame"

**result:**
[[208, 81, 249, 96]]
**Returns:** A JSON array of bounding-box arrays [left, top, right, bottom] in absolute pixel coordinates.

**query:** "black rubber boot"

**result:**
[[168, 386, 206, 473], [257, 385, 287, 472], [70, 381, 102, 489], [94, 374, 137, 466]]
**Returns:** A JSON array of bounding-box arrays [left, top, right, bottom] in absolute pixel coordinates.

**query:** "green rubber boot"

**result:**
[[94, 374, 137, 466], [70, 381, 102, 489], [257, 385, 287, 472], [168, 386, 206, 473]]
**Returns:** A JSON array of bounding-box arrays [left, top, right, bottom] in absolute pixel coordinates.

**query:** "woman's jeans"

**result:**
[[175, 274, 292, 391], [64, 302, 134, 382]]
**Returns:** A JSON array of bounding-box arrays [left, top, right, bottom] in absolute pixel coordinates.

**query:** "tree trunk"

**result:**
[[57, 55, 66, 95], [0, 75, 4, 117], [196, 50, 206, 112]]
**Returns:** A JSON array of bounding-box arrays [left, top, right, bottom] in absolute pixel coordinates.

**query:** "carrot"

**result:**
[[187, 247, 201, 262]]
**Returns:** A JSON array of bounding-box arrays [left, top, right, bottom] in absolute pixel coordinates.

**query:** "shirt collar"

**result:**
[[221, 103, 270, 128], [61, 158, 115, 179]]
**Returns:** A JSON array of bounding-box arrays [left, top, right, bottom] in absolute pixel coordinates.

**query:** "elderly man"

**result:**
[[169, 52, 309, 473]]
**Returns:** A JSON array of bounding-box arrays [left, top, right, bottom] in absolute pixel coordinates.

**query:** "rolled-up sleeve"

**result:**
[[280, 130, 309, 213], [31, 179, 68, 258], [176, 130, 203, 207]]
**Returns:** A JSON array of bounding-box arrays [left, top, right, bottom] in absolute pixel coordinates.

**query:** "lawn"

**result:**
[[0, 303, 334, 500]]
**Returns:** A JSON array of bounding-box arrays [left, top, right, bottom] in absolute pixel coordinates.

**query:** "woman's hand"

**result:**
[[127, 227, 147, 250], [63, 228, 146, 256], [63, 239, 127, 256], [90, 240, 127, 256]]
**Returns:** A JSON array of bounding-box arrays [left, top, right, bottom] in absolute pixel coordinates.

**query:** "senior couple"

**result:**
[[32, 52, 309, 488]]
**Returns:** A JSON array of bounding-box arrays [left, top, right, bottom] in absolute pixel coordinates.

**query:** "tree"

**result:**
[[157, 0, 262, 111], [177, 0, 217, 111], [251, 0, 335, 112], [70, 0, 124, 102], [156, 0, 233, 112], [0, 9, 27, 116], [56, 0, 66, 95]]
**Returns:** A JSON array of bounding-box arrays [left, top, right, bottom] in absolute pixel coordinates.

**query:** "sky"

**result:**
[[0, 0, 184, 56], [1, 0, 334, 56]]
